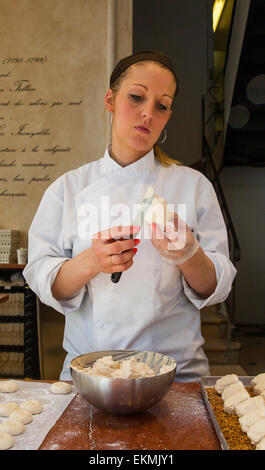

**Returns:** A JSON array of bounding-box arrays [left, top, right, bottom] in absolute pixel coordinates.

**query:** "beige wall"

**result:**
[[0, 0, 132, 247], [0, 0, 132, 379]]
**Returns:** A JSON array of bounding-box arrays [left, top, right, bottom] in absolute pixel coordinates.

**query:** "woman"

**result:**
[[23, 50, 236, 381]]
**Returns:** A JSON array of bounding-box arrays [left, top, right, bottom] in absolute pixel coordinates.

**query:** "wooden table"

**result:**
[[39, 382, 221, 450]]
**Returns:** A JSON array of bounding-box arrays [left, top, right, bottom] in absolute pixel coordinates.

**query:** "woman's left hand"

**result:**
[[148, 212, 200, 265]]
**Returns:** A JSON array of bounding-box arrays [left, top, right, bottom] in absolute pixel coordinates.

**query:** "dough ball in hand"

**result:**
[[145, 195, 168, 229]]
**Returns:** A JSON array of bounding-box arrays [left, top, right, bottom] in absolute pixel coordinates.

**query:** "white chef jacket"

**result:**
[[23, 147, 236, 382]]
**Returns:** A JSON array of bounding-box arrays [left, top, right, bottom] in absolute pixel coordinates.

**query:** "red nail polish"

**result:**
[[134, 239, 140, 245], [134, 248, 138, 253]]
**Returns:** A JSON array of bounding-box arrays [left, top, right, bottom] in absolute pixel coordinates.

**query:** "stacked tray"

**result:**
[[201, 376, 265, 450], [0, 230, 19, 263]]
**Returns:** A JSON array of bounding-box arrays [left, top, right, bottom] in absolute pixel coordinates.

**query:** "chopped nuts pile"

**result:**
[[206, 386, 256, 450]]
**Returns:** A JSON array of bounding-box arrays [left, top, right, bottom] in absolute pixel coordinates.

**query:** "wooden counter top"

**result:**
[[0, 264, 26, 270], [39, 382, 221, 450]]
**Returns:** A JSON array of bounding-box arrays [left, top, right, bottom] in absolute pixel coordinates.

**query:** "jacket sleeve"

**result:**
[[182, 176, 237, 309], [23, 182, 86, 314]]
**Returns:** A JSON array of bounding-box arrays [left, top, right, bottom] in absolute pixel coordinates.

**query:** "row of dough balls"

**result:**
[[215, 373, 265, 450], [0, 379, 73, 449], [0, 400, 42, 450], [0, 379, 72, 395]]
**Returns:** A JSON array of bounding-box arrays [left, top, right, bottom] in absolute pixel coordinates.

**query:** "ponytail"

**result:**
[[153, 144, 182, 167]]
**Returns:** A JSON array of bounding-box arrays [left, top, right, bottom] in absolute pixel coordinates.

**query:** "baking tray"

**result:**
[[200, 376, 254, 450]]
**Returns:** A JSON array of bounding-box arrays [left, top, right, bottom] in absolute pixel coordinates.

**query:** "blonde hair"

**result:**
[[110, 61, 182, 168], [154, 143, 182, 167]]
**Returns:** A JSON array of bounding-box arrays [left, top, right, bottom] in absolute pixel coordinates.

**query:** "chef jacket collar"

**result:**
[[103, 146, 155, 175]]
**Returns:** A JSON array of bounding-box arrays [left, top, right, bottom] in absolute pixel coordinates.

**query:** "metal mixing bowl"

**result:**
[[70, 349, 176, 415]]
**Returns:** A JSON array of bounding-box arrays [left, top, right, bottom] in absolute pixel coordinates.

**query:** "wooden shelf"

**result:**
[[0, 294, 9, 304], [0, 264, 26, 269], [0, 278, 40, 379]]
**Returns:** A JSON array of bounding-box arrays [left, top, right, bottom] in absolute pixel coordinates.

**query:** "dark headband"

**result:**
[[110, 50, 178, 96]]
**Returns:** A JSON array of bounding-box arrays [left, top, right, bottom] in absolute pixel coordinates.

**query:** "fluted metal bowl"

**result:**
[[70, 349, 176, 415]]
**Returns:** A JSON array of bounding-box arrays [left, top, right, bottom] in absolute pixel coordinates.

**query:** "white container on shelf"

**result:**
[[16, 248, 28, 264]]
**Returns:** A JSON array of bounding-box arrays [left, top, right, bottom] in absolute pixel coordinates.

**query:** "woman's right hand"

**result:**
[[90, 225, 140, 275], [51, 225, 140, 301]]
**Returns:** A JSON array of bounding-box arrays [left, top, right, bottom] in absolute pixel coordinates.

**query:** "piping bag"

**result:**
[[111, 186, 155, 283]]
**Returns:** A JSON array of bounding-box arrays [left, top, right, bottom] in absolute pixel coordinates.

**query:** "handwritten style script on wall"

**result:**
[[0, 56, 83, 198]]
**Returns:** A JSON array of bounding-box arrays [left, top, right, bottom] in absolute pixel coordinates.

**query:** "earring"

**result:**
[[158, 128, 167, 144], [110, 113, 113, 124]]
